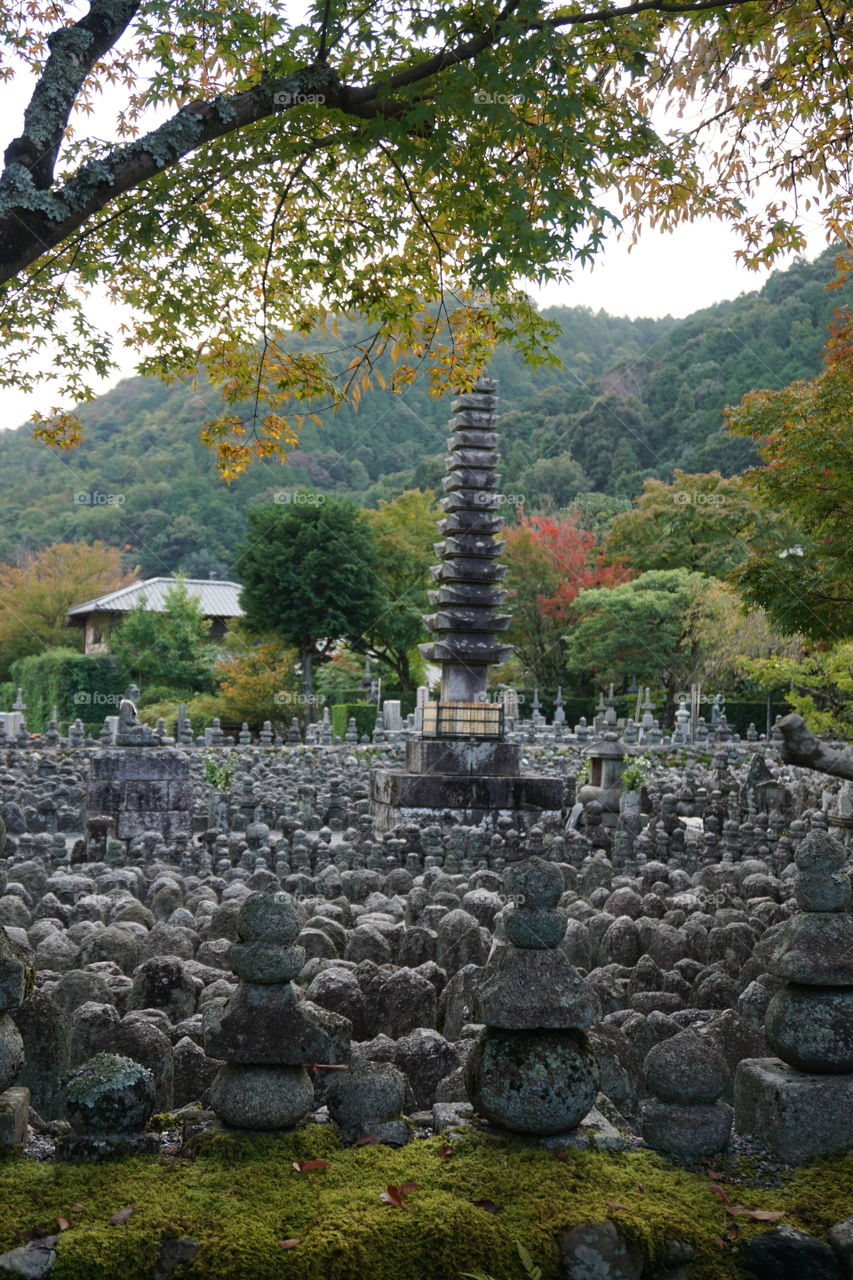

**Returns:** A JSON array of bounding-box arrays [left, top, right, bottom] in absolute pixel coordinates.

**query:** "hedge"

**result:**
[[331, 703, 376, 741], [8, 649, 122, 732]]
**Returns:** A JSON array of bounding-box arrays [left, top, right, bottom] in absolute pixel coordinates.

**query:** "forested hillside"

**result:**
[[0, 247, 847, 578]]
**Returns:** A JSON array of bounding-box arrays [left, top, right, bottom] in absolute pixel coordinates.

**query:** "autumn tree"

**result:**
[[359, 489, 438, 691], [725, 311, 853, 639], [0, 541, 129, 678], [604, 470, 788, 578], [503, 513, 629, 688], [3, 1, 853, 472], [214, 632, 300, 725], [692, 578, 802, 689]]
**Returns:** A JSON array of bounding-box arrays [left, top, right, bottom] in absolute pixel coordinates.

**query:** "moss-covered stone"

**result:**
[[65, 1053, 155, 1134]]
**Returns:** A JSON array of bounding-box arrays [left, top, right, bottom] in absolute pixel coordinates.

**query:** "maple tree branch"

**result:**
[[0, 0, 769, 285], [3, 0, 141, 189]]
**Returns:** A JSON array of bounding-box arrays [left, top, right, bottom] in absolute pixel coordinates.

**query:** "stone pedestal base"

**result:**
[[86, 747, 192, 848], [734, 1057, 853, 1162], [0, 1085, 29, 1146], [370, 765, 564, 833]]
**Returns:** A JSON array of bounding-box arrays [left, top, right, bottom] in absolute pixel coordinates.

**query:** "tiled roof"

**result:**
[[67, 578, 243, 618]]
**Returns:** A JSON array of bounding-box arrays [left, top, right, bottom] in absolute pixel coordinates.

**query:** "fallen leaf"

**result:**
[[726, 1223, 740, 1241], [709, 1184, 731, 1204], [472, 1200, 501, 1214], [713, 1237, 727, 1249], [438, 1144, 454, 1159], [292, 1160, 330, 1173], [68, 1205, 85, 1214], [706, 1170, 725, 1180], [307, 1063, 348, 1072], [606, 1202, 631, 1212], [379, 1182, 419, 1209], [277, 1239, 301, 1249], [354, 1135, 382, 1146], [55, 1219, 70, 1232], [744, 1209, 785, 1221], [110, 1207, 134, 1226]]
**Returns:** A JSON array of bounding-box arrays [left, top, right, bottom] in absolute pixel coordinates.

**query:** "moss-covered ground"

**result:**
[[2, 1129, 851, 1280]]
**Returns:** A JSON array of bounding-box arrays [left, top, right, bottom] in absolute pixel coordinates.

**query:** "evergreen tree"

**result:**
[[236, 497, 384, 695]]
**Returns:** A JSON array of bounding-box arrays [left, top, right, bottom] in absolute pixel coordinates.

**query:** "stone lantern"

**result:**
[[577, 731, 628, 827]]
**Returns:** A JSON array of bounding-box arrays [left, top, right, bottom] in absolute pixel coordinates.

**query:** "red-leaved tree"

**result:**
[[502, 513, 632, 690]]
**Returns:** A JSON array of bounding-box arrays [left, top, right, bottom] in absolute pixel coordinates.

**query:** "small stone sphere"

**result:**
[[465, 1027, 599, 1135], [794, 831, 846, 874], [504, 905, 566, 949], [228, 941, 306, 983], [65, 1053, 155, 1134], [237, 890, 301, 945], [766, 984, 853, 1073], [640, 1099, 732, 1158], [794, 869, 851, 913], [210, 1064, 314, 1130], [643, 1029, 729, 1105], [503, 857, 563, 910]]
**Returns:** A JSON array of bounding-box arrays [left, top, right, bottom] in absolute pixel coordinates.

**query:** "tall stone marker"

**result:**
[[86, 685, 192, 853], [370, 378, 563, 831]]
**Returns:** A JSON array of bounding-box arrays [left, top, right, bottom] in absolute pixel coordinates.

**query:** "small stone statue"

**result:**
[[118, 685, 139, 732], [116, 684, 156, 746]]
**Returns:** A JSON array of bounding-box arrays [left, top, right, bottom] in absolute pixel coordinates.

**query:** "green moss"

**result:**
[[0, 1132, 851, 1280]]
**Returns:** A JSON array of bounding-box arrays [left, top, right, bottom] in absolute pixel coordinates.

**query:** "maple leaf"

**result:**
[[380, 1182, 418, 1208]]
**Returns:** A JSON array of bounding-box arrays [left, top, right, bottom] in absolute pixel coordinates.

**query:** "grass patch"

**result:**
[[1, 1130, 851, 1279]]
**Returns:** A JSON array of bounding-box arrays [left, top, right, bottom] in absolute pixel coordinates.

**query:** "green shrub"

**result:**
[[137, 683, 197, 708], [331, 703, 376, 741], [9, 649, 121, 731]]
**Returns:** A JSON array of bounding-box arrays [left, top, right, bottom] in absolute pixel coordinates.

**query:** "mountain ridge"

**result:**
[[0, 246, 846, 578]]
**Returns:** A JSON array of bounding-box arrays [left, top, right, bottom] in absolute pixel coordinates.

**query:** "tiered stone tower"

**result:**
[[735, 829, 853, 1161], [421, 378, 512, 715], [465, 857, 600, 1134], [370, 377, 564, 832]]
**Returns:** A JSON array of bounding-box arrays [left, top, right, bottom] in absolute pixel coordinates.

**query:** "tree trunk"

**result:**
[[301, 647, 313, 697], [396, 649, 413, 692]]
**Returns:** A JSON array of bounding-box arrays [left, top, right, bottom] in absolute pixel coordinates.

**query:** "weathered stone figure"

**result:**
[[118, 684, 139, 732]]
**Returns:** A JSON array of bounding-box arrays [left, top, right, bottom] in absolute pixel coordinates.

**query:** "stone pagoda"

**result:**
[[735, 829, 853, 1161], [370, 377, 564, 832]]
